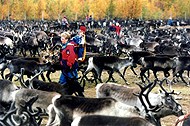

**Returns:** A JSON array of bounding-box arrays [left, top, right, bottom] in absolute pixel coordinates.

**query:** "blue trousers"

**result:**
[[59, 69, 78, 85], [78, 46, 84, 59]]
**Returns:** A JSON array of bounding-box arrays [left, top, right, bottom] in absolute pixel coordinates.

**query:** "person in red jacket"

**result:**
[[115, 22, 121, 37], [59, 32, 78, 85]]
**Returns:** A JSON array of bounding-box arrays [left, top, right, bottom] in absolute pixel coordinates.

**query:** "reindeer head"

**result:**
[[157, 79, 184, 117], [18, 68, 43, 89], [135, 80, 183, 124], [40, 49, 60, 64]]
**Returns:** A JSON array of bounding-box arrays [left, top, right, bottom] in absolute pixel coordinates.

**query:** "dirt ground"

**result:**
[[7, 66, 190, 126]]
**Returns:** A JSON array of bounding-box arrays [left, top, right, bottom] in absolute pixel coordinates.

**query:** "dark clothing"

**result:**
[[167, 19, 173, 26]]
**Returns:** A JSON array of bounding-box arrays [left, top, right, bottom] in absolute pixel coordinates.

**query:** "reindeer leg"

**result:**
[[140, 68, 150, 83], [82, 78, 86, 91], [1, 67, 6, 79], [79, 72, 94, 89], [122, 67, 128, 77], [166, 78, 173, 91], [80, 66, 93, 88], [79, 74, 87, 89], [21, 48, 26, 57], [46, 71, 52, 82], [83, 74, 91, 83], [40, 73, 46, 81], [5, 73, 14, 81], [140, 70, 145, 83], [46, 104, 56, 126], [116, 69, 129, 84], [97, 70, 103, 83], [130, 66, 138, 76], [91, 69, 100, 84], [29, 49, 33, 57], [5, 73, 10, 80], [147, 69, 150, 78], [163, 71, 170, 84], [106, 70, 114, 83], [153, 70, 159, 81], [37, 48, 40, 57], [179, 72, 189, 86]]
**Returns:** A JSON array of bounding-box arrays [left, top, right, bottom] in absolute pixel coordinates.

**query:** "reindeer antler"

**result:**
[[19, 68, 43, 89], [159, 78, 175, 95], [134, 80, 161, 113], [19, 68, 28, 88], [28, 69, 43, 89]]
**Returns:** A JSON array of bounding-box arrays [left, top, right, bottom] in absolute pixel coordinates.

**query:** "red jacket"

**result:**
[[60, 41, 78, 68], [80, 25, 86, 33], [114, 25, 121, 35]]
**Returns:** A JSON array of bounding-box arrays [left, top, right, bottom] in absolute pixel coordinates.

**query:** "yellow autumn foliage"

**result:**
[[0, 0, 189, 20]]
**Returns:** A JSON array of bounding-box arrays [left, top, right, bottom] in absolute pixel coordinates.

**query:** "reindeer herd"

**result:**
[[0, 19, 190, 126]]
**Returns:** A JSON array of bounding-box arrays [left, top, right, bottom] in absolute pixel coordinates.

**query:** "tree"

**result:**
[[0, 0, 189, 20], [127, 0, 142, 18], [105, 0, 115, 19]]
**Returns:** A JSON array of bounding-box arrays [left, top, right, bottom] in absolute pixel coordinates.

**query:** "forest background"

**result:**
[[0, 0, 190, 21]]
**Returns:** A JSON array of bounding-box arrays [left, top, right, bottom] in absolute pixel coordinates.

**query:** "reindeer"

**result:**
[[5, 58, 51, 81], [0, 79, 18, 114], [139, 41, 159, 52], [1, 67, 69, 125], [0, 53, 50, 80], [80, 55, 134, 88], [126, 50, 154, 76], [0, 79, 44, 126], [96, 81, 183, 126], [18, 68, 84, 97], [47, 95, 143, 126], [71, 115, 155, 126], [0, 96, 44, 126], [10, 88, 61, 124], [139, 55, 176, 83], [173, 56, 190, 86]]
